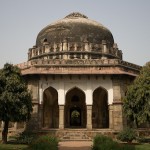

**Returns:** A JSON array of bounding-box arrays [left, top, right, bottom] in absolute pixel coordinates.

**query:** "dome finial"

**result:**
[[65, 12, 88, 19]]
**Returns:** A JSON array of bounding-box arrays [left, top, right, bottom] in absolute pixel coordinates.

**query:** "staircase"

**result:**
[[60, 130, 91, 141], [38, 128, 114, 141]]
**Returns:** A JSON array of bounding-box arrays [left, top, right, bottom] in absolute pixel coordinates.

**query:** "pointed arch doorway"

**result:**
[[43, 87, 59, 128], [92, 87, 109, 128], [65, 87, 86, 128]]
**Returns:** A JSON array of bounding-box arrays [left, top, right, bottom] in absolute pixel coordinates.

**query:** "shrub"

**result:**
[[120, 145, 135, 150], [137, 136, 150, 143], [29, 135, 58, 150], [117, 128, 137, 143], [16, 131, 36, 144], [92, 135, 119, 150], [92, 135, 135, 150], [93, 135, 113, 145]]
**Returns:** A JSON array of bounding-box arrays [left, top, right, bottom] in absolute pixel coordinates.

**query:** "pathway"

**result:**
[[59, 141, 92, 150]]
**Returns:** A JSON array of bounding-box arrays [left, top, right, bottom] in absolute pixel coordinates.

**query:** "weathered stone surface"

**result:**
[[11, 12, 142, 136]]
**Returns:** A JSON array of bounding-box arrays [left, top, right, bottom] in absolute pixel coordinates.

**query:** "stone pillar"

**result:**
[[109, 105, 113, 129], [113, 102, 123, 131], [53, 43, 57, 52], [63, 40, 67, 50], [59, 105, 64, 129], [102, 40, 108, 59], [39, 87, 43, 104], [84, 41, 89, 51], [86, 105, 92, 129], [45, 44, 50, 53], [14, 122, 18, 130], [38, 104, 43, 129], [85, 54, 88, 59], [112, 76, 124, 131], [63, 40, 68, 59], [74, 43, 77, 51], [32, 49, 34, 57], [1, 121, 4, 129], [102, 40, 107, 53], [63, 54, 68, 59]]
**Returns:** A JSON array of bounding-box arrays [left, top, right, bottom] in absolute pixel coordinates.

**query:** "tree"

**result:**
[[0, 63, 32, 143], [123, 62, 150, 127]]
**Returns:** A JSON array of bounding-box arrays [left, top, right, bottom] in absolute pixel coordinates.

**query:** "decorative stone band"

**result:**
[[17, 59, 141, 76], [18, 59, 141, 70], [28, 41, 122, 60]]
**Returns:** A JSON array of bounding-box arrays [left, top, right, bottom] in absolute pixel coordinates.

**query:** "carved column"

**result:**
[[86, 105, 92, 129], [59, 105, 64, 129]]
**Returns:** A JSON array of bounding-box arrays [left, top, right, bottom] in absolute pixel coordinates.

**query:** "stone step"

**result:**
[[36, 128, 115, 141], [60, 131, 91, 141]]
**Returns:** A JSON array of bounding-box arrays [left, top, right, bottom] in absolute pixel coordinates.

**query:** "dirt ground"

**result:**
[[59, 141, 92, 150]]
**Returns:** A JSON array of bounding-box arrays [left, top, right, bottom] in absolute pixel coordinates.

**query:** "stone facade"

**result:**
[[22, 74, 136, 131], [1, 12, 141, 134]]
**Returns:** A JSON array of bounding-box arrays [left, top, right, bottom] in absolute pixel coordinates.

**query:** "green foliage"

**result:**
[[16, 131, 36, 144], [0, 63, 32, 122], [92, 135, 116, 150], [0, 143, 28, 150], [92, 135, 135, 150], [93, 134, 113, 146], [123, 61, 150, 126], [71, 110, 80, 118], [135, 144, 150, 150], [117, 128, 137, 143], [29, 135, 58, 150], [137, 136, 150, 143]]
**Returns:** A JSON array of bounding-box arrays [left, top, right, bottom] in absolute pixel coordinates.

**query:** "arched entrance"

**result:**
[[92, 87, 109, 128], [65, 87, 86, 128], [43, 87, 59, 128]]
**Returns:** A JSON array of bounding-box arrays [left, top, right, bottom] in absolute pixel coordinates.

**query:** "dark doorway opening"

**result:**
[[65, 87, 86, 128], [70, 107, 81, 127]]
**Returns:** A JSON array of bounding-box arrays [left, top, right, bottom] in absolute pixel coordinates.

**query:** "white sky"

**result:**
[[0, 0, 150, 68]]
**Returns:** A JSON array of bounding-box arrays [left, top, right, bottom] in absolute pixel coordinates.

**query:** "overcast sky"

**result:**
[[0, 0, 150, 68]]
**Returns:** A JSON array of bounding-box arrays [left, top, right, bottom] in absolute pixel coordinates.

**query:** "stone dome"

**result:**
[[36, 12, 114, 47], [28, 12, 122, 61]]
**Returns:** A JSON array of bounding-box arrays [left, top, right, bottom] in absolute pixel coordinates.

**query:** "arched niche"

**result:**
[[43, 86, 59, 128], [92, 87, 109, 128]]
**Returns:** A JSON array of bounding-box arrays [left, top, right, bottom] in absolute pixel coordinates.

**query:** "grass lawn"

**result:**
[[135, 144, 150, 150], [0, 143, 28, 150], [0, 143, 149, 150]]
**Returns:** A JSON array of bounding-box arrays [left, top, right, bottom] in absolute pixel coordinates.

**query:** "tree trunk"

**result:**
[[2, 121, 9, 144], [133, 118, 138, 128]]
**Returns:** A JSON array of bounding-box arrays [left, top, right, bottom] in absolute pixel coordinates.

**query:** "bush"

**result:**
[[92, 135, 135, 150], [93, 135, 113, 145], [117, 128, 137, 143], [137, 136, 150, 143], [29, 135, 58, 150], [16, 131, 36, 144]]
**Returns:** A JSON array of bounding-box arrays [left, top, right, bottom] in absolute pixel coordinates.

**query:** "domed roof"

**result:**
[[36, 12, 114, 46]]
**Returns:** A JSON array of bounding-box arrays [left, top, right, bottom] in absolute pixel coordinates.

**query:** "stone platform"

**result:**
[[36, 128, 116, 141]]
